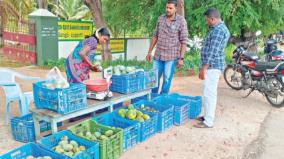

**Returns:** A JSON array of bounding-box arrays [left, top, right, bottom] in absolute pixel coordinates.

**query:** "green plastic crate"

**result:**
[[68, 119, 123, 159]]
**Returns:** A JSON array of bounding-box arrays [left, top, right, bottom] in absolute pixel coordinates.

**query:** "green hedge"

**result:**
[[43, 45, 236, 76]]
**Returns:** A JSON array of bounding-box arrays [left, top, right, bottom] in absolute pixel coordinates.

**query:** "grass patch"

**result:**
[[175, 50, 200, 75]]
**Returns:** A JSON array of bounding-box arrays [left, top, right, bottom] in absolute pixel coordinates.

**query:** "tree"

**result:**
[[37, 0, 46, 8], [85, 0, 112, 61], [0, 0, 36, 38], [102, 0, 284, 52], [184, 0, 284, 50], [102, 0, 165, 37], [102, 0, 185, 38], [1, 0, 37, 20], [48, 0, 90, 20], [177, 0, 184, 16]]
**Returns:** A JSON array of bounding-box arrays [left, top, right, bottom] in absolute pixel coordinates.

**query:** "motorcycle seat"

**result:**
[[271, 50, 283, 56], [243, 52, 259, 60], [254, 61, 280, 71]]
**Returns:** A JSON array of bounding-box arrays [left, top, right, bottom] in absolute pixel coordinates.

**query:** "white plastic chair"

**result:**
[[0, 68, 40, 124]]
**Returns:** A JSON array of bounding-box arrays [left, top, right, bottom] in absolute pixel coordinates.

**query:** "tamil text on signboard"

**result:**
[[96, 39, 125, 54], [58, 20, 93, 41]]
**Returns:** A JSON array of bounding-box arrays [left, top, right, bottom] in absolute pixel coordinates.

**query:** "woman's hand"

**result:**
[[90, 65, 100, 72]]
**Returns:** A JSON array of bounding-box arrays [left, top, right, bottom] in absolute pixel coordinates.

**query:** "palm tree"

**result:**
[[0, 0, 37, 47], [9, 0, 37, 19], [48, 0, 90, 20], [1, 0, 37, 34]]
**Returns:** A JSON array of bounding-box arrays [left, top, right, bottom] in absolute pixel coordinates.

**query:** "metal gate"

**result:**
[[3, 20, 37, 64]]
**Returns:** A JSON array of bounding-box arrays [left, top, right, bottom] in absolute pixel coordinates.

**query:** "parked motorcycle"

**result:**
[[264, 38, 284, 62], [224, 43, 284, 107]]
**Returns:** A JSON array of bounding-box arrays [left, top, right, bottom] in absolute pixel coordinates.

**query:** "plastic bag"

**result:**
[[44, 67, 70, 89]]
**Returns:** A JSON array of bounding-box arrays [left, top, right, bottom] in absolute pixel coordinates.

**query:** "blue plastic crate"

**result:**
[[10, 113, 62, 143], [0, 143, 65, 159], [94, 108, 109, 114], [110, 72, 144, 94], [94, 102, 123, 115], [113, 102, 123, 110], [153, 96, 189, 126], [39, 130, 99, 159], [134, 100, 174, 133], [143, 69, 158, 89], [170, 93, 202, 119], [137, 71, 146, 91], [131, 93, 160, 104], [33, 81, 87, 114], [130, 103, 159, 142], [92, 112, 141, 151], [114, 108, 158, 142]]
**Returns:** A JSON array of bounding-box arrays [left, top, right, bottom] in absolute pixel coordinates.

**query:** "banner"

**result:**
[[58, 20, 93, 41], [97, 39, 125, 54]]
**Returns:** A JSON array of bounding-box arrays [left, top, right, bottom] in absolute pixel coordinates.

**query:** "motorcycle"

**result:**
[[264, 38, 284, 62], [224, 42, 284, 107]]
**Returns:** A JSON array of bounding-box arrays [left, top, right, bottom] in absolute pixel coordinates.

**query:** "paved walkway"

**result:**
[[242, 107, 284, 159]]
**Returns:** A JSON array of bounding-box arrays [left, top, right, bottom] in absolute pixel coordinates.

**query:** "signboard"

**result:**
[[97, 39, 125, 54], [58, 20, 93, 41], [57, 20, 125, 54], [42, 26, 57, 37]]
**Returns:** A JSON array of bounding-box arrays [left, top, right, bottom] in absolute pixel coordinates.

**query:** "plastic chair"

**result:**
[[0, 68, 40, 124]]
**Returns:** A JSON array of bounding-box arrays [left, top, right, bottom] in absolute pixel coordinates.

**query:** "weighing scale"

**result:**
[[86, 67, 113, 101]]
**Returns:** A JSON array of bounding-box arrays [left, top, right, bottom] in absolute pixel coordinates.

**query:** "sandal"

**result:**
[[193, 122, 212, 128], [196, 116, 205, 122]]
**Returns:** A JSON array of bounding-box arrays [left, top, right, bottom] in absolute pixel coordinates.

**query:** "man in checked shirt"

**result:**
[[146, 0, 188, 94], [195, 8, 230, 128]]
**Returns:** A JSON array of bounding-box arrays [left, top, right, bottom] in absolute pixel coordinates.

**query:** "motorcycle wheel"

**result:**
[[265, 78, 284, 107], [224, 65, 243, 90]]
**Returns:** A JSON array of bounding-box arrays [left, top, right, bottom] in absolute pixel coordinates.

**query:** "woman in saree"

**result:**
[[65, 27, 110, 83]]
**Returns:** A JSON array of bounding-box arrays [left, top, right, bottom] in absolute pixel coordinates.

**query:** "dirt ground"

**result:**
[[0, 66, 281, 159]]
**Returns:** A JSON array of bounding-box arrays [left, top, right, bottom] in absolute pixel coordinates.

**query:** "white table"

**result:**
[[30, 89, 152, 140]]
